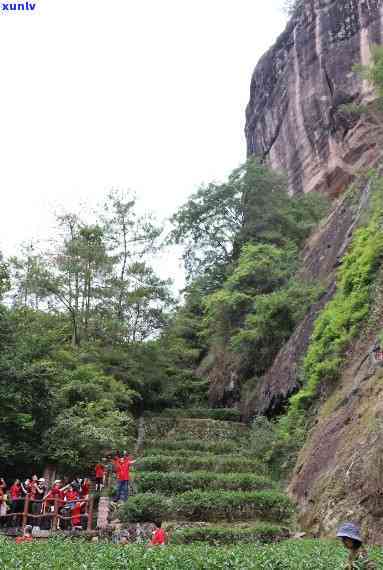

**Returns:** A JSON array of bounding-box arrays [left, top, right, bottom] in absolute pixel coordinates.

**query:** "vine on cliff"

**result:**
[[290, 173, 383, 414]]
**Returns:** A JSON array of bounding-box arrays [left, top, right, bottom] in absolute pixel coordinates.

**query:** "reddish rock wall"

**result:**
[[246, 0, 383, 195]]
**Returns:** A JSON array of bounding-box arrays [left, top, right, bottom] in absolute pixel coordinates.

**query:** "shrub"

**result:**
[[118, 493, 171, 523], [160, 408, 242, 422], [231, 280, 321, 377], [137, 471, 276, 494], [173, 490, 294, 522], [144, 439, 240, 455], [137, 454, 266, 475], [120, 490, 294, 523], [171, 523, 287, 545], [250, 416, 276, 463]]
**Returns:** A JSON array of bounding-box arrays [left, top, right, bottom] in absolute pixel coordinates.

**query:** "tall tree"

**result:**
[[102, 189, 162, 320], [24, 216, 111, 346], [169, 158, 326, 282]]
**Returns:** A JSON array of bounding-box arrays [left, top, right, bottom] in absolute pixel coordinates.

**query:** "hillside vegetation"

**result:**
[[0, 159, 327, 478]]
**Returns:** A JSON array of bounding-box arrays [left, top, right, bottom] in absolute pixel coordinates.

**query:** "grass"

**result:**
[[0, 537, 382, 569]]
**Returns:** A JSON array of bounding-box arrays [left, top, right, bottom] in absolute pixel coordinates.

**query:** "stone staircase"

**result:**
[[121, 411, 294, 545]]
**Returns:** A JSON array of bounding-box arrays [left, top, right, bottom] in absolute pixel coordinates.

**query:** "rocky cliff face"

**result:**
[[246, 0, 383, 196], [289, 277, 383, 543], [241, 181, 370, 418], [242, 0, 383, 542]]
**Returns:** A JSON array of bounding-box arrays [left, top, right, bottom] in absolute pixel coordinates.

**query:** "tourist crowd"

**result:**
[[0, 452, 138, 532], [0, 474, 91, 530]]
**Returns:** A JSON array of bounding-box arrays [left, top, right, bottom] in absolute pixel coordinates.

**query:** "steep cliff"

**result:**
[[243, 0, 383, 419], [241, 180, 371, 418], [246, 0, 383, 196], [243, 0, 383, 542]]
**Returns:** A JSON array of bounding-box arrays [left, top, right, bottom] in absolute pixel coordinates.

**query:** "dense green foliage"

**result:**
[[168, 158, 326, 405], [291, 176, 383, 412], [0, 158, 327, 475], [259, 174, 383, 472], [119, 489, 294, 523], [145, 439, 240, 455], [2, 538, 380, 569], [0, 191, 177, 475], [0, 306, 137, 473], [137, 471, 276, 494], [171, 523, 286, 545], [137, 454, 265, 474], [155, 408, 241, 422]]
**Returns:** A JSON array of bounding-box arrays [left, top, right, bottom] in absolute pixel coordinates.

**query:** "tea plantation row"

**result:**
[[1, 538, 382, 569]]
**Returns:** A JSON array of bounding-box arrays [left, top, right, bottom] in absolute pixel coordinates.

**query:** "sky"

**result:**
[[0, 0, 287, 289]]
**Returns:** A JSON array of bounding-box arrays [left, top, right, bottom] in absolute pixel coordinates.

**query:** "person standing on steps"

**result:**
[[95, 461, 106, 492], [114, 451, 137, 502], [337, 522, 376, 569]]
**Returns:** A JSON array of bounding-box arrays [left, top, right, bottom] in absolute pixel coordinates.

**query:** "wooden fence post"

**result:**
[[22, 496, 29, 529], [87, 497, 94, 532], [52, 498, 59, 531]]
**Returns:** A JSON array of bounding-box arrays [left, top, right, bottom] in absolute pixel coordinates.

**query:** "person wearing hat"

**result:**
[[337, 522, 376, 569]]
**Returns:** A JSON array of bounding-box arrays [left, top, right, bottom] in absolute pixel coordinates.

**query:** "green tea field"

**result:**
[[1, 538, 382, 569]]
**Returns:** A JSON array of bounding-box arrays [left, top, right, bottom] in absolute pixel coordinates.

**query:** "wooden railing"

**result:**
[[1, 496, 94, 531]]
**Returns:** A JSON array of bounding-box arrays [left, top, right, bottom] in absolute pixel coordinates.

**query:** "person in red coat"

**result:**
[[114, 452, 137, 502], [80, 478, 91, 499], [94, 463, 106, 492], [71, 501, 83, 529], [9, 479, 22, 526], [64, 485, 79, 509], [149, 522, 166, 546]]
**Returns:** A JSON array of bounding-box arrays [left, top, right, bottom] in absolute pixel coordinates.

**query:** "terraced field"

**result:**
[[119, 412, 294, 545]]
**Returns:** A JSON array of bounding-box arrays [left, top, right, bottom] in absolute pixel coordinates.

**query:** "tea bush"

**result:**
[[145, 439, 241, 455], [160, 408, 242, 422], [137, 471, 276, 494], [119, 490, 294, 523], [1, 537, 382, 569], [171, 523, 287, 545], [137, 454, 265, 474], [118, 493, 172, 522], [174, 490, 294, 522]]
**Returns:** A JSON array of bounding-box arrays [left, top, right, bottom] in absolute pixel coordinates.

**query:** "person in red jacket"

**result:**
[[94, 462, 106, 492], [44, 480, 64, 511], [10, 479, 22, 526], [114, 452, 137, 502], [80, 478, 91, 499], [149, 521, 166, 546], [64, 485, 79, 508], [71, 501, 83, 529]]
